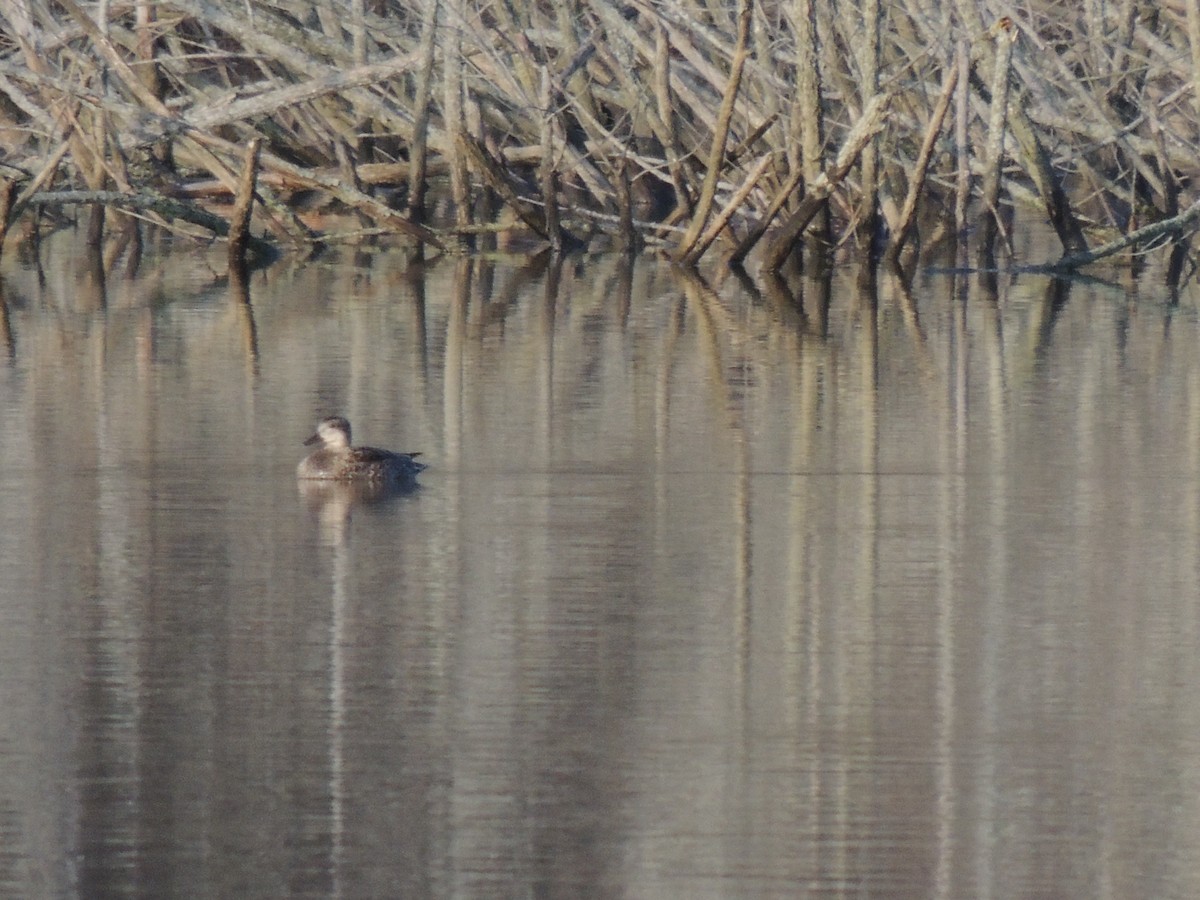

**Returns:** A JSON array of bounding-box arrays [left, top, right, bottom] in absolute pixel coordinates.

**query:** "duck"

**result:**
[[297, 416, 427, 482]]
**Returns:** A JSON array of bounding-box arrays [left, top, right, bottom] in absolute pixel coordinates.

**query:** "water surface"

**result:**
[[3, 230, 1200, 897]]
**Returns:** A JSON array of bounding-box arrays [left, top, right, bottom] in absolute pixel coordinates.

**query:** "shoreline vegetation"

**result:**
[[2, 0, 1200, 279]]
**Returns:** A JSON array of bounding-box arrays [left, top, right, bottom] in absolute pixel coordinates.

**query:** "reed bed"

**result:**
[[2, 0, 1200, 275]]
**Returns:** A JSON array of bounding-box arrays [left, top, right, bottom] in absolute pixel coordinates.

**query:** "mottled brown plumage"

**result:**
[[297, 417, 426, 481]]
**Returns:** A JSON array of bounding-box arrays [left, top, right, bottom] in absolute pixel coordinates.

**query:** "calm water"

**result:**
[[3, 229, 1200, 897]]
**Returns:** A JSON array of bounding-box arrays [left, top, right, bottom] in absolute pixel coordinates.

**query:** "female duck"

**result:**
[[297, 416, 426, 481]]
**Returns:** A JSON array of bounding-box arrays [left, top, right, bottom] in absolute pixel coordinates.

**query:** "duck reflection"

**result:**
[[298, 477, 421, 545]]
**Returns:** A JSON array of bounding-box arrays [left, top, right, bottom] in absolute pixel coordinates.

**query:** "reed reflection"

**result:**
[[0, 244, 1199, 897]]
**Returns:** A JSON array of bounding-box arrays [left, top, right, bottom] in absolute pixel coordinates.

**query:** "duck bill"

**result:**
[[303, 432, 322, 446]]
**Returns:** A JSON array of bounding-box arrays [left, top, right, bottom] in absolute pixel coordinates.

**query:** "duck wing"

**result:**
[[354, 445, 428, 474], [354, 445, 403, 462]]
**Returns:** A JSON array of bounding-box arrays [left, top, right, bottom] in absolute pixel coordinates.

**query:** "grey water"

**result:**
[[3, 228, 1200, 898]]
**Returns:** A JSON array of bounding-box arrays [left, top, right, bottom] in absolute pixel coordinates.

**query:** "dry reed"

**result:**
[[1, 0, 1200, 274]]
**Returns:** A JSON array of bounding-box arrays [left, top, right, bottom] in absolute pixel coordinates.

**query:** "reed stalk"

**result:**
[[227, 137, 261, 269], [889, 60, 958, 261], [762, 94, 891, 273], [406, 0, 440, 220], [674, 0, 753, 263], [980, 18, 1016, 240]]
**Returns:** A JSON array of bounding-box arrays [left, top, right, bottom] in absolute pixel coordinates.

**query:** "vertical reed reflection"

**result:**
[[228, 260, 260, 379], [934, 263, 965, 900]]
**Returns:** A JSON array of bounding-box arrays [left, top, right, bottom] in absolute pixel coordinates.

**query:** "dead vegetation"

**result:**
[[2, 0, 1200, 276]]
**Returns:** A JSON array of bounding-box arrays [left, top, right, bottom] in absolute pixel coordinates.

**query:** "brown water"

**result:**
[[3, 229, 1200, 898]]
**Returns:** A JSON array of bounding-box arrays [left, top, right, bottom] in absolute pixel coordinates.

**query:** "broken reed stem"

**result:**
[[674, 0, 753, 263], [13, 138, 73, 218], [1049, 196, 1200, 270], [1189, 0, 1200, 121], [407, 0, 440, 219], [351, 0, 367, 65], [442, 2, 470, 230], [539, 67, 563, 254], [790, 0, 824, 189], [980, 18, 1017, 236], [134, 0, 161, 100], [955, 40, 970, 239], [654, 23, 693, 217], [727, 165, 803, 266], [681, 152, 773, 266], [852, 0, 882, 243], [761, 93, 891, 274], [999, 63, 1089, 254], [26, 189, 242, 239], [228, 137, 261, 269], [615, 157, 637, 253], [889, 61, 959, 259], [458, 134, 547, 238]]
